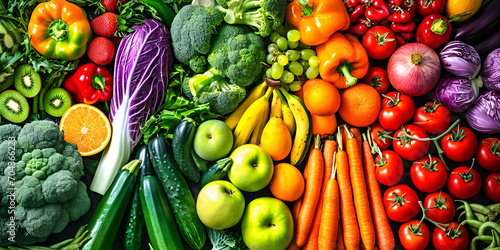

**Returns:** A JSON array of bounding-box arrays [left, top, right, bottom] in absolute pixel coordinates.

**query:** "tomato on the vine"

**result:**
[[393, 124, 430, 161], [379, 92, 415, 131], [362, 26, 397, 60], [432, 222, 468, 250], [484, 172, 500, 203], [423, 191, 455, 223], [383, 184, 420, 222], [476, 138, 500, 171], [447, 161, 482, 199], [364, 67, 390, 94], [441, 126, 477, 162], [369, 123, 393, 151], [375, 150, 404, 186], [411, 155, 448, 193], [413, 102, 451, 135], [399, 219, 430, 250]]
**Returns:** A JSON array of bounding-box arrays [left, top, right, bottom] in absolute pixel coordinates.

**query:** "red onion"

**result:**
[[388, 43, 441, 96]]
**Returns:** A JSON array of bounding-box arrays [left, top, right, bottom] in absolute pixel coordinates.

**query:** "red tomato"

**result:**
[[447, 164, 482, 199], [432, 222, 468, 250], [484, 172, 500, 202], [379, 92, 415, 131], [362, 26, 397, 60], [370, 123, 393, 151], [375, 150, 404, 186], [393, 125, 430, 161], [411, 155, 447, 193], [476, 138, 500, 171], [399, 219, 430, 250], [364, 67, 390, 94], [423, 191, 455, 223], [441, 126, 477, 162], [413, 102, 451, 135], [383, 184, 420, 222]]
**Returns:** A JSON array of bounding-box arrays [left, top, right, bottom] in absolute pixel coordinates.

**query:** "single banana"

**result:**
[[269, 89, 282, 119], [233, 88, 273, 150], [249, 104, 270, 145], [225, 81, 268, 130], [279, 87, 312, 166], [276, 89, 295, 137]]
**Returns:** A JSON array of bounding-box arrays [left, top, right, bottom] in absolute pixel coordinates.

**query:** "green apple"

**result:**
[[196, 180, 245, 230], [228, 144, 274, 192], [241, 197, 294, 250], [193, 119, 233, 161]]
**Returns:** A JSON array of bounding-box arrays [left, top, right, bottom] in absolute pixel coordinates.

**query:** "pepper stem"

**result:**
[[430, 18, 448, 36], [298, 0, 315, 17], [92, 74, 106, 90], [49, 19, 69, 42], [411, 54, 422, 65], [337, 62, 357, 87]]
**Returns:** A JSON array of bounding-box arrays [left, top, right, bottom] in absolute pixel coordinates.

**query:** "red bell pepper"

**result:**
[[347, 17, 373, 35], [387, 0, 417, 20], [363, 0, 390, 22], [346, 0, 361, 8], [350, 5, 366, 22], [417, 0, 445, 16], [415, 13, 469, 49], [64, 63, 113, 104], [401, 31, 413, 40], [388, 6, 412, 23], [391, 20, 415, 33], [395, 33, 407, 46]]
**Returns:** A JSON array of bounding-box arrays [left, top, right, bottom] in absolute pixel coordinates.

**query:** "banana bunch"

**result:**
[[225, 82, 313, 166]]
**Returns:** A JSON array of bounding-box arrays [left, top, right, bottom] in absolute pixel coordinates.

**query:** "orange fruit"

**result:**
[[261, 117, 292, 161], [302, 79, 341, 116], [270, 163, 305, 202], [312, 113, 337, 136], [338, 83, 381, 127], [59, 104, 111, 156], [445, 0, 481, 22]]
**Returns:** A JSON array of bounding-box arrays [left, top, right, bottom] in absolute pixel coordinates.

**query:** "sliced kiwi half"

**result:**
[[43, 88, 72, 117], [14, 64, 42, 98], [0, 74, 14, 92], [0, 90, 30, 123]]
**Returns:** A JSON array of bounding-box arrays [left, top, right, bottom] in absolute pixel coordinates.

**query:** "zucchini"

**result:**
[[200, 157, 232, 187], [148, 137, 207, 250], [139, 145, 184, 250], [172, 119, 201, 183], [82, 160, 141, 250], [191, 148, 208, 172]]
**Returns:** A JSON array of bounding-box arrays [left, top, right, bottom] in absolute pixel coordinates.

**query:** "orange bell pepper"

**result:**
[[285, 0, 350, 46], [317, 33, 369, 89]]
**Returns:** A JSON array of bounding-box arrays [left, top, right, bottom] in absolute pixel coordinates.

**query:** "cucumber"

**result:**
[[172, 119, 201, 183], [191, 148, 208, 172], [200, 157, 232, 187], [83, 160, 141, 250], [139, 145, 184, 250], [140, 0, 175, 27], [148, 137, 207, 250]]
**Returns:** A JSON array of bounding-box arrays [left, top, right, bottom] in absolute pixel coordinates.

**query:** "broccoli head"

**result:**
[[171, 5, 224, 73], [214, 0, 287, 37], [0, 120, 90, 246]]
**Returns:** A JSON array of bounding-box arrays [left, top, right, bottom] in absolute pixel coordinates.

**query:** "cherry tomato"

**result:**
[[364, 67, 390, 94], [379, 92, 415, 131], [432, 222, 468, 250], [362, 26, 397, 60], [375, 150, 404, 186], [370, 123, 393, 151], [476, 138, 500, 171], [423, 191, 455, 223], [399, 219, 430, 250], [413, 102, 451, 135], [447, 163, 482, 199], [441, 126, 477, 162], [383, 184, 420, 222], [393, 124, 430, 161], [484, 172, 500, 202], [411, 155, 447, 193]]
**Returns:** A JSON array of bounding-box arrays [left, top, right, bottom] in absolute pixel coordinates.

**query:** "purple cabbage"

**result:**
[[431, 75, 482, 112], [481, 48, 500, 91], [90, 19, 173, 195], [466, 90, 500, 134], [440, 41, 481, 79]]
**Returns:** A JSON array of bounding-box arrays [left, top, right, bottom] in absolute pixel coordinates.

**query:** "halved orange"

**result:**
[[59, 104, 112, 156]]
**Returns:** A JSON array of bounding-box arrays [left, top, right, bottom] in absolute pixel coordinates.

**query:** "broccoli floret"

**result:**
[[171, 5, 224, 73], [42, 170, 78, 204], [0, 124, 21, 142], [214, 0, 287, 37], [64, 181, 91, 221], [15, 176, 45, 208]]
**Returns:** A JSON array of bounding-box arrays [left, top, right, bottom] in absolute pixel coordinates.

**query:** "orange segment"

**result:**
[[59, 104, 112, 156]]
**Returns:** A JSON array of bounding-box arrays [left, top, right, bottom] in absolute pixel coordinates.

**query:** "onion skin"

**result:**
[[388, 43, 441, 96], [466, 90, 500, 134]]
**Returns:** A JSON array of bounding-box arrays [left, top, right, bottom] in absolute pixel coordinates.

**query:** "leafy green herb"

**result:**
[[160, 0, 192, 13], [0, 51, 22, 82]]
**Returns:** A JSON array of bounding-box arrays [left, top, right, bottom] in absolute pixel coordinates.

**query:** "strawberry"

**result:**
[[101, 0, 126, 13], [91, 12, 118, 38], [87, 37, 116, 66]]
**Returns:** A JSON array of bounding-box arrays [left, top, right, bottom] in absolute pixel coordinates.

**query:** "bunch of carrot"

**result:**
[[288, 126, 395, 250]]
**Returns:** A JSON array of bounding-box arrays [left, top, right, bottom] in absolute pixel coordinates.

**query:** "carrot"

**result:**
[[349, 126, 363, 157], [335, 129, 360, 249], [296, 134, 324, 247], [337, 223, 345, 250], [362, 133, 395, 250], [286, 198, 303, 250], [344, 125, 376, 250], [318, 151, 340, 250]]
